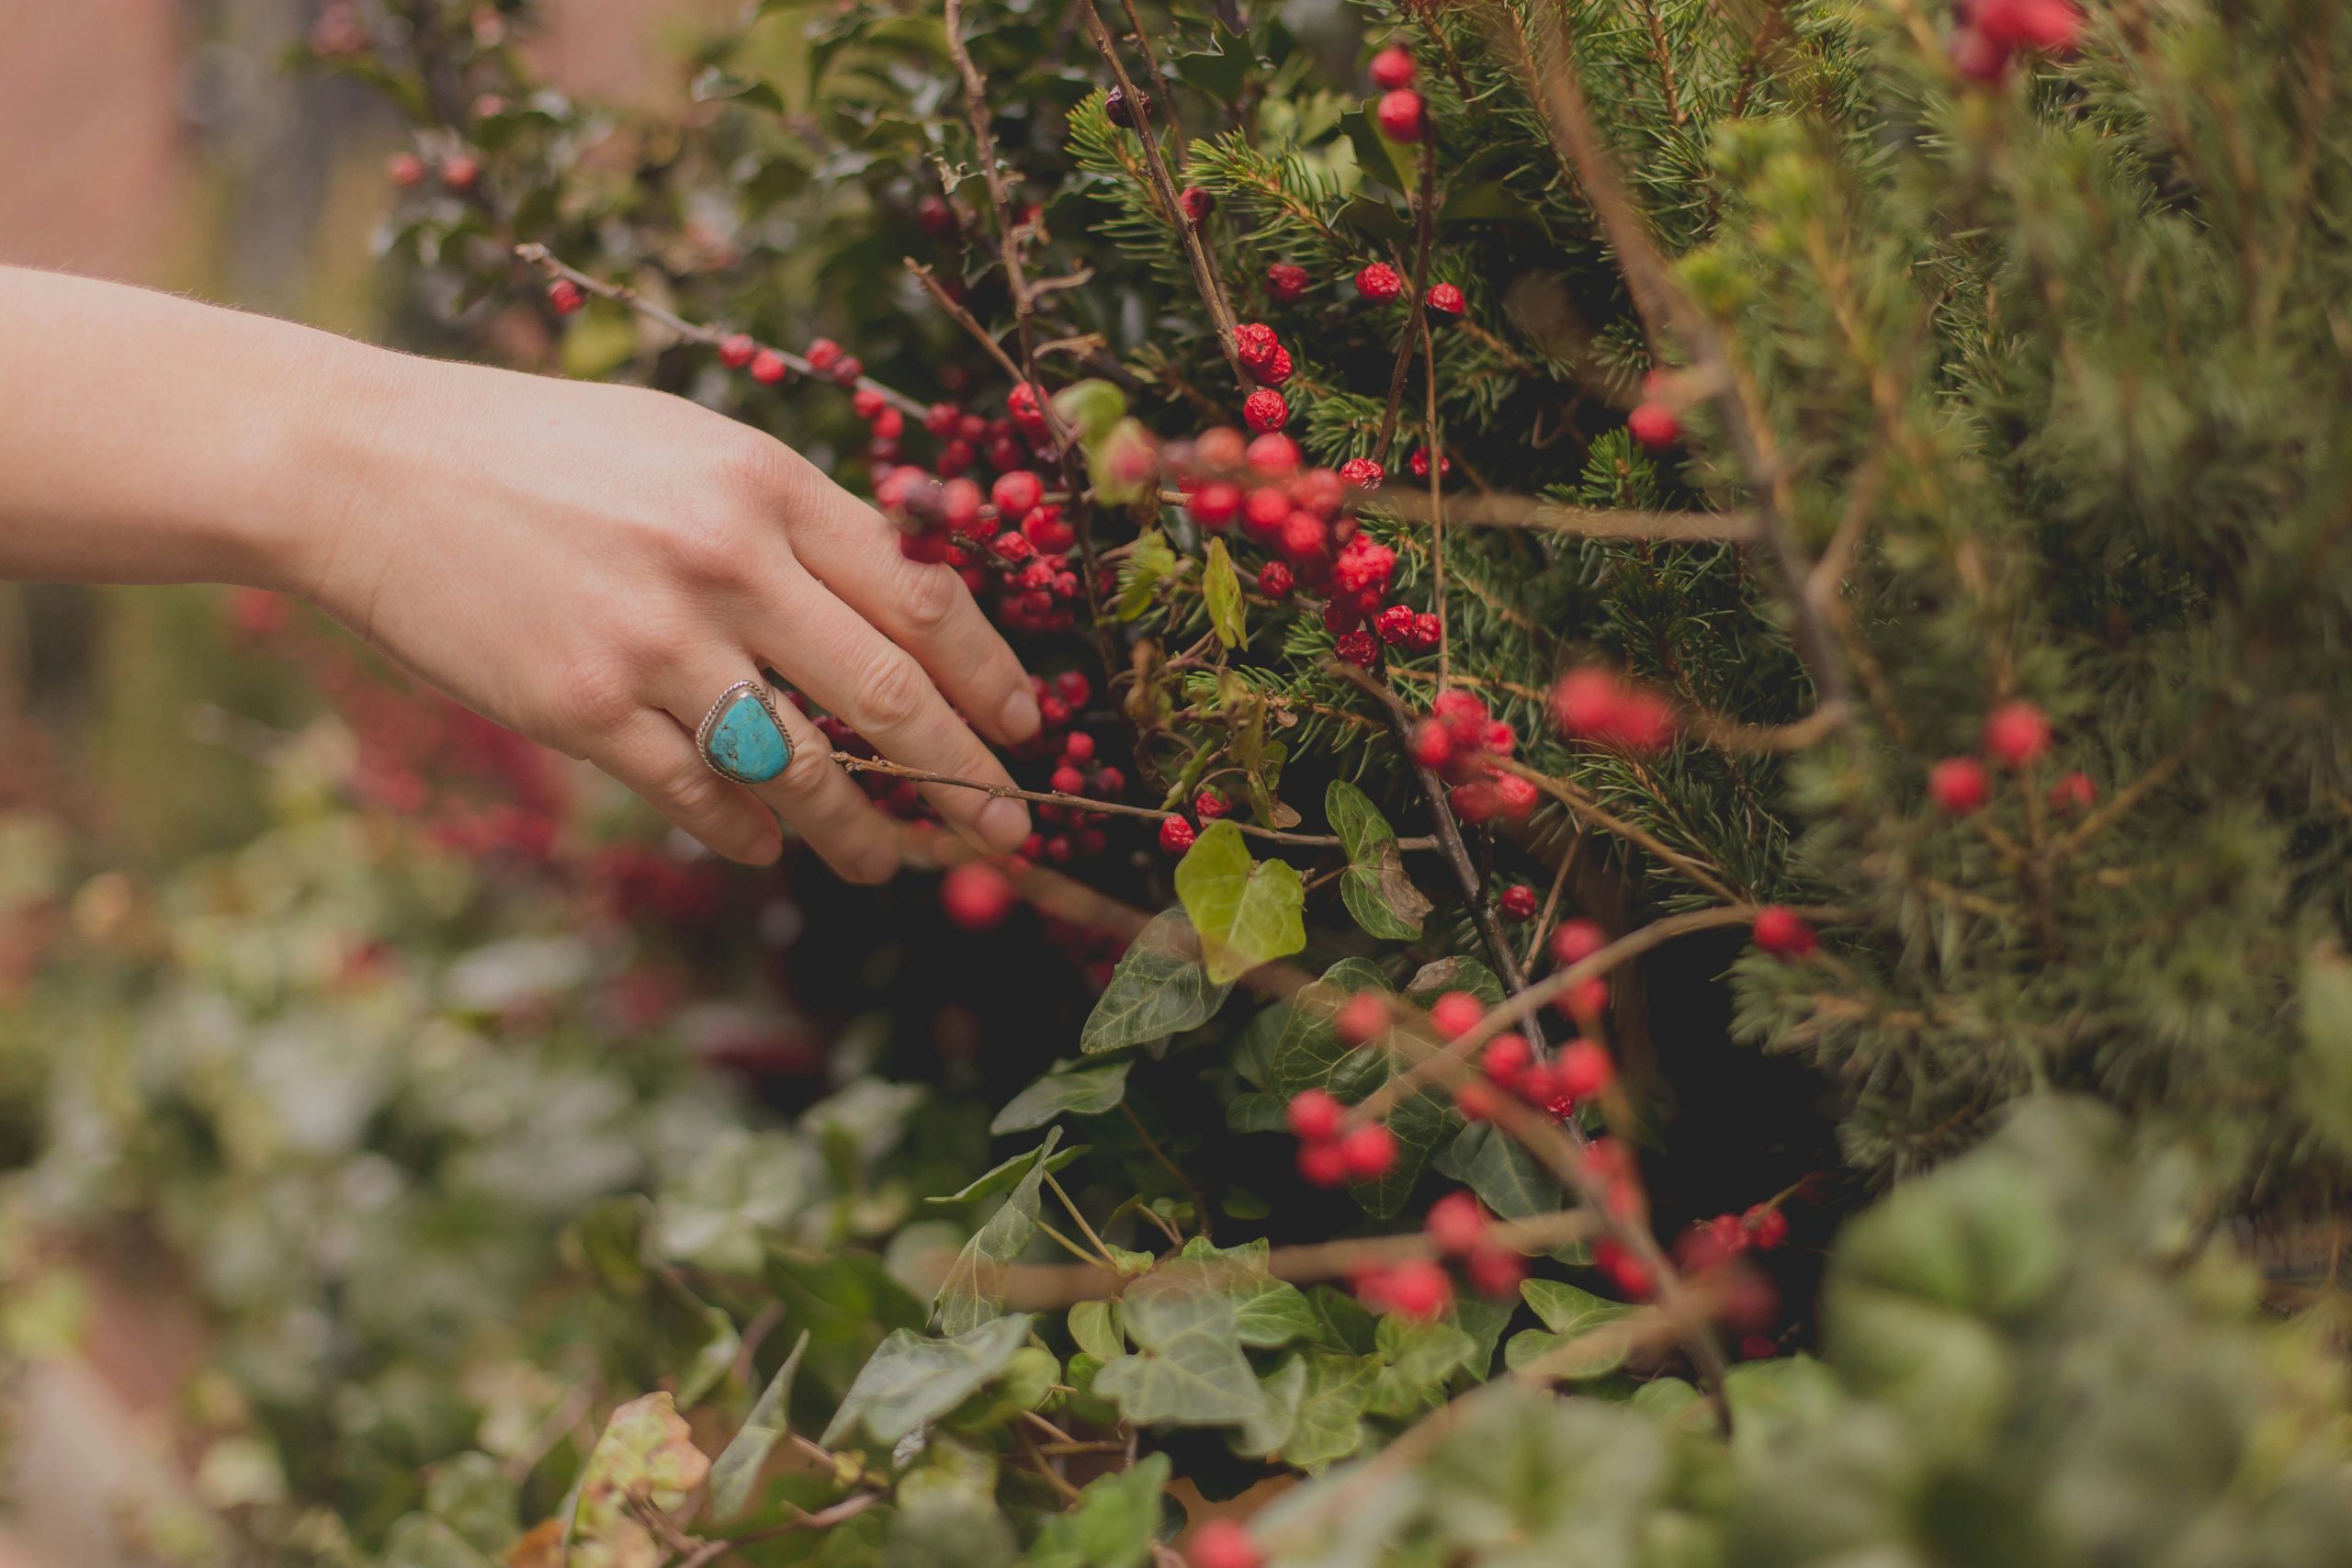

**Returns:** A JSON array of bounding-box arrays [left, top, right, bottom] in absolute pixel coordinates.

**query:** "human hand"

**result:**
[[293, 354, 1039, 881]]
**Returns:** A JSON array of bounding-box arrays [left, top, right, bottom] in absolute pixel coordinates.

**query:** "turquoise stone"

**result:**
[[705, 690, 792, 783]]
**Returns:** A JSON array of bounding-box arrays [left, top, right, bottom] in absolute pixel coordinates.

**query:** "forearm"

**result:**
[[0, 265, 404, 594]]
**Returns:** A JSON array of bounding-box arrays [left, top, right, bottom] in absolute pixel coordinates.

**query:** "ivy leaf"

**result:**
[[675, 1302, 742, 1409], [1069, 1299, 1125, 1361], [707, 1330, 808, 1522], [1025, 1452, 1172, 1568], [1266, 961, 1448, 1217], [820, 1314, 1036, 1447], [933, 1131, 1062, 1335], [1116, 532, 1181, 620], [928, 1141, 1087, 1206], [1435, 1125, 1582, 1261], [1367, 1316, 1477, 1421], [1170, 1236, 1319, 1348], [992, 1058, 1133, 1134], [565, 1393, 710, 1568], [1279, 1353, 1380, 1469], [1091, 1274, 1272, 1427], [1328, 780, 1430, 941], [1503, 1280, 1636, 1377], [379, 1514, 499, 1568], [1174, 822, 1306, 984], [1406, 956, 1505, 1007], [1080, 911, 1232, 1054], [1204, 539, 1247, 649]]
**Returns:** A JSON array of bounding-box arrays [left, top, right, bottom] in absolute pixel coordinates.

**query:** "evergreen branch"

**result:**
[[513, 244, 928, 417], [906, 261, 1030, 387], [1114, 0, 1185, 164], [1492, 757, 1744, 902], [1374, 489, 1758, 542], [1376, 138, 1443, 462]]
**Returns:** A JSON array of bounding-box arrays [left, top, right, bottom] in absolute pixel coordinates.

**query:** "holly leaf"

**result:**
[[1025, 1452, 1172, 1568], [992, 1058, 1133, 1134], [933, 1131, 1062, 1335], [1091, 1273, 1272, 1427], [1503, 1280, 1636, 1377], [565, 1393, 710, 1568], [1204, 538, 1247, 649], [1080, 910, 1232, 1054], [1328, 780, 1430, 941], [1173, 822, 1306, 984], [707, 1330, 808, 1522], [820, 1314, 1036, 1447]]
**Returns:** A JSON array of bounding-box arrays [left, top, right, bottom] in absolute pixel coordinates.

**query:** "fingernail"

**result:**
[[1000, 685, 1042, 742], [978, 795, 1032, 852]]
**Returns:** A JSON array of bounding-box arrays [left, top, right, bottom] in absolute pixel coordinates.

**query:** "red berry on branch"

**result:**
[[1061, 731, 1096, 764], [1375, 87, 1428, 143], [1104, 84, 1150, 128], [1297, 1135, 1347, 1187], [1355, 262, 1404, 303], [1482, 1032, 1532, 1090], [853, 388, 888, 421], [1629, 402, 1680, 451], [1191, 482, 1242, 530], [1450, 780, 1498, 824], [1335, 990, 1390, 1046], [1255, 345, 1295, 387], [1550, 919, 1607, 966], [1195, 787, 1230, 819], [916, 194, 958, 237], [2048, 770, 2098, 812], [546, 278, 583, 315], [1022, 506, 1076, 553], [1257, 561, 1295, 598], [1743, 1203, 1790, 1250], [1266, 262, 1309, 301], [1050, 763, 1086, 795], [1374, 604, 1418, 646], [1498, 884, 1539, 920], [1242, 487, 1291, 538], [1339, 457, 1385, 489], [1369, 43, 1419, 91], [1426, 1191, 1488, 1255], [749, 349, 788, 386], [1287, 1088, 1344, 1142], [1335, 627, 1381, 667], [1594, 1238, 1656, 1300], [1425, 282, 1466, 318], [806, 337, 842, 372], [1159, 816, 1197, 855], [872, 407, 904, 440], [1375, 1258, 1452, 1319], [1983, 699, 2051, 768], [831, 355, 864, 387], [1282, 512, 1331, 564], [1188, 1520, 1263, 1568], [992, 530, 1035, 563], [1408, 446, 1450, 481], [1430, 991, 1486, 1040], [1495, 774, 1540, 819], [941, 478, 984, 535], [1929, 755, 1992, 814], [940, 863, 1017, 931], [992, 469, 1045, 517], [1453, 1078, 1498, 1122], [1556, 1038, 1614, 1102], [1339, 1121, 1397, 1180], [1410, 719, 1454, 768], [1467, 1244, 1527, 1300], [1247, 433, 1301, 476], [1234, 322, 1280, 370], [717, 333, 756, 369], [1180, 186, 1216, 223], [387, 151, 426, 187], [1752, 905, 1816, 959], [1973, 0, 2085, 52], [1244, 389, 1290, 433], [440, 153, 480, 189]]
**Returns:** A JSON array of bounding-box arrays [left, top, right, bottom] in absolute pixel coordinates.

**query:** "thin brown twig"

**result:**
[[1374, 138, 1443, 462], [1491, 758, 1744, 902], [1373, 488, 1758, 543]]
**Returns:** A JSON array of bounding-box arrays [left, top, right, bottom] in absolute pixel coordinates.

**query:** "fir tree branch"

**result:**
[[1375, 138, 1443, 463], [513, 244, 928, 418], [1492, 757, 1744, 902]]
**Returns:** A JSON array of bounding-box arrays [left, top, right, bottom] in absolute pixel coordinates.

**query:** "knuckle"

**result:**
[[713, 427, 798, 516], [659, 509, 751, 589], [765, 736, 839, 801], [854, 650, 933, 734], [896, 560, 967, 636]]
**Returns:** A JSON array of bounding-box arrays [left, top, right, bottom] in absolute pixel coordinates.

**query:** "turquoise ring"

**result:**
[[695, 679, 794, 784]]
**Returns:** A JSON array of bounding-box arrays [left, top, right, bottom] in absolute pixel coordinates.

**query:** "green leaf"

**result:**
[[2301, 945, 2352, 1155], [1240, 1352, 1378, 1469], [1173, 822, 1306, 984], [929, 1143, 1089, 1206], [1434, 1126, 1580, 1261], [1267, 960, 1449, 1218], [567, 1393, 710, 1568], [1080, 911, 1232, 1054], [1025, 1451, 1171, 1568], [1368, 1316, 1477, 1421], [993, 1058, 1133, 1134], [820, 1314, 1036, 1447], [1068, 1300, 1125, 1362], [423, 1452, 516, 1554], [1504, 1280, 1637, 1378], [934, 1131, 1063, 1335], [1115, 532, 1180, 621], [1406, 956, 1505, 1007], [1170, 1236, 1318, 1348], [1204, 539, 1247, 649], [1328, 781, 1430, 941], [708, 1330, 808, 1522], [1091, 1273, 1272, 1427], [379, 1515, 498, 1568], [675, 1302, 742, 1409]]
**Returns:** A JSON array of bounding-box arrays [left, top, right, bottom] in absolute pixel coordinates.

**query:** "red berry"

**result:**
[[1467, 1245, 1527, 1300], [1752, 905, 1816, 959], [1266, 263, 1309, 301], [1246, 433, 1301, 477], [2049, 770, 2098, 812], [1374, 604, 1418, 647], [1181, 186, 1216, 223], [992, 469, 1045, 517], [1158, 816, 1197, 855], [853, 388, 888, 422], [1974, 0, 2085, 51], [1425, 282, 1465, 318], [1744, 1204, 1791, 1250], [546, 278, 584, 315], [831, 355, 865, 387], [1426, 1190, 1488, 1255], [1550, 919, 1607, 966], [1369, 44, 1419, 91], [1244, 389, 1289, 433], [1494, 774, 1540, 819], [941, 478, 985, 536], [1194, 787, 1230, 819], [386, 151, 426, 187], [1481, 1032, 1532, 1090], [1498, 884, 1538, 921], [1286, 1089, 1343, 1142], [1256, 561, 1295, 598], [1430, 991, 1486, 1039], [1594, 1238, 1655, 1300], [1628, 402, 1680, 451], [1375, 88, 1428, 143], [1453, 1078, 1499, 1122], [1339, 1122, 1396, 1180], [749, 349, 788, 386], [916, 194, 958, 238], [1354, 262, 1404, 303], [805, 337, 842, 372], [439, 153, 480, 189], [1333, 990, 1390, 1047], [1929, 756, 1991, 815], [940, 863, 1017, 931], [1564, 976, 1610, 1020], [1188, 1519, 1263, 1568], [1556, 1039, 1614, 1102], [1339, 457, 1385, 489], [1375, 1258, 1452, 1319], [1408, 446, 1450, 481], [1022, 506, 1076, 553], [1335, 628, 1381, 668], [1983, 700, 2051, 768], [1104, 84, 1150, 128], [1297, 1140, 1350, 1188], [1235, 321, 1280, 369], [1191, 482, 1243, 530], [1254, 345, 1295, 387]]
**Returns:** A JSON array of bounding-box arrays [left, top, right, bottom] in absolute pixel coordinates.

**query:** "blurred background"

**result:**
[[0, 6, 735, 1562]]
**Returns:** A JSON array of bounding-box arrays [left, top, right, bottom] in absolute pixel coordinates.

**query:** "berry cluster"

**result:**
[[1284, 1087, 1397, 1186], [385, 149, 480, 192], [1368, 44, 1428, 143], [1673, 1201, 1792, 1271], [1927, 700, 2095, 817], [1408, 691, 1539, 824]]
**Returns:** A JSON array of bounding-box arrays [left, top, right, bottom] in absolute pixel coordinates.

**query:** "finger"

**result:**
[[660, 666, 903, 886], [590, 709, 783, 867], [743, 569, 1034, 856], [766, 450, 1043, 746]]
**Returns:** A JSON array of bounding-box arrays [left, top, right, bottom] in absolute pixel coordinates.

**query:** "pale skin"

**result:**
[[0, 265, 1039, 881]]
